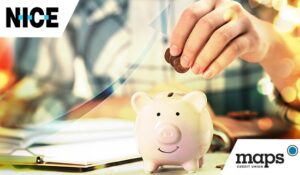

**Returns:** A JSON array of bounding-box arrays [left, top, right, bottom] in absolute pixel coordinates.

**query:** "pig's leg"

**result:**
[[143, 160, 159, 173], [199, 157, 204, 168], [182, 159, 199, 173]]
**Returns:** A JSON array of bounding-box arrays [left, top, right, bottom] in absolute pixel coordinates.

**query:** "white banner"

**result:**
[[222, 139, 300, 175], [0, 0, 79, 37]]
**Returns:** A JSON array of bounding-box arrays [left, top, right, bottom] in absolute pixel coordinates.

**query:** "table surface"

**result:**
[[0, 153, 228, 175]]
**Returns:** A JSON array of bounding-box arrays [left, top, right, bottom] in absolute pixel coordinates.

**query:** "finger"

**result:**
[[192, 17, 247, 74], [181, 6, 234, 68], [202, 34, 253, 79], [170, 0, 216, 56]]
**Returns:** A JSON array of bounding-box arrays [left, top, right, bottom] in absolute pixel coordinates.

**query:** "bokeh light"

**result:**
[[257, 117, 273, 131], [281, 86, 297, 102], [274, 16, 296, 33], [274, 0, 300, 32], [0, 71, 9, 90], [267, 58, 295, 78], [272, 0, 283, 10], [287, 109, 300, 124], [257, 77, 274, 95], [253, 0, 300, 33]]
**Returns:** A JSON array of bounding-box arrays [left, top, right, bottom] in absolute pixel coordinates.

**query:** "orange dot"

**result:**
[[275, 59, 294, 78], [257, 118, 273, 131], [0, 71, 9, 90], [287, 109, 300, 125], [281, 86, 297, 102]]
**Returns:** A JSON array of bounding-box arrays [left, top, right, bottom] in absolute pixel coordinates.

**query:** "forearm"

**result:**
[[259, 21, 300, 109]]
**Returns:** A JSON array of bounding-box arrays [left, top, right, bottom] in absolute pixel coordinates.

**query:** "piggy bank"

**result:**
[[131, 91, 213, 173]]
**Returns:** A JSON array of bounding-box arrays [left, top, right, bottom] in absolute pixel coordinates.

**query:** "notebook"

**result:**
[[0, 119, 141, 171]]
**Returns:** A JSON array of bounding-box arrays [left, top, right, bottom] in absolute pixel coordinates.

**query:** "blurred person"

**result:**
[[4, 0, 299, 127], [2, 0, 129, 126], [122, 0, 297, 120], [169, 0, 300, 122]]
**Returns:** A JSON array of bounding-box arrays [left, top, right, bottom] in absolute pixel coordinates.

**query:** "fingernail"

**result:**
[[203, 69, 213, 79], [170, 44, 180, 56], [192, 64, 201, 74], [181, 55, 190, 68]]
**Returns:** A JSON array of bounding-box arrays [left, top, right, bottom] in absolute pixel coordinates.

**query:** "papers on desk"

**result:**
[[0, 126, 39, 153], [0, 119, 140, 170], [28, 119, 136, 145]]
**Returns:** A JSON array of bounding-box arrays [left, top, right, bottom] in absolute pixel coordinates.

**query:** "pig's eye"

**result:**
[[176, 112, 180, 116], [156, 112, 161, 117]]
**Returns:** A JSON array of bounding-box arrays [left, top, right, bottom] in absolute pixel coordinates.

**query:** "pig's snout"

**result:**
[[155, 123, 181, 145]]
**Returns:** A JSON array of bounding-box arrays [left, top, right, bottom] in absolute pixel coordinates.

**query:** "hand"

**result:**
[[170, 0, 270, 78]]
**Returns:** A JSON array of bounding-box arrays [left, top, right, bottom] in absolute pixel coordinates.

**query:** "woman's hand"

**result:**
[[170, 0, 271, 78]]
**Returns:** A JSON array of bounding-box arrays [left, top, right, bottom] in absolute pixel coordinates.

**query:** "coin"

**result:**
[[164, 48, 172, 63], [172, 58, 189, 73], [164, 48, 189, 74], [170, 55, 179, 67]]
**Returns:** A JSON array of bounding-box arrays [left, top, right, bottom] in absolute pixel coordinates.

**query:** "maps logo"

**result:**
[[222, 140, 300, 175], [234, 145, 298, 169], [235, 153, 284, 168], [6, 7, 59, 28], [0, 0, 78, 37]]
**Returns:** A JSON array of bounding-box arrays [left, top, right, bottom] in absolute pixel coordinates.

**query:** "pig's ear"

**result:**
[[131, 92, 152, 113], [182, 91, 207, 113]]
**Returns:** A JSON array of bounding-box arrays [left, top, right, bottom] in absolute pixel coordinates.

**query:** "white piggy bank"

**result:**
[[131, 91, 213, 173]]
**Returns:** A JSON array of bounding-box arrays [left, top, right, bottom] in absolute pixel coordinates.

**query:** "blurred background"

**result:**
[[0, 0, 299, 129]]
